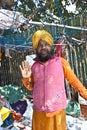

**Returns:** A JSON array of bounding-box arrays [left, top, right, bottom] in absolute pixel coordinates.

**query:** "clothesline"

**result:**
[[28, 21, 87, 31]]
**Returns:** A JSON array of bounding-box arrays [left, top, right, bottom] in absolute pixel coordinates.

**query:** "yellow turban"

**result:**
[[32, 30, 54, 49]]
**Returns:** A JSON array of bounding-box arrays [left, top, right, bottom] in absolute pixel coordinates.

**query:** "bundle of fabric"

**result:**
[[11, 100, 27, 115]]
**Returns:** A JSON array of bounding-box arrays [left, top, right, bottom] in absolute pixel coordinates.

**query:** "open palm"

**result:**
[[19, 60, 31, 78]]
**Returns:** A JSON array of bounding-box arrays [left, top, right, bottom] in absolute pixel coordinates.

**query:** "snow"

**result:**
[[0, 9, 27, 30], [0, 100, 87, 130]]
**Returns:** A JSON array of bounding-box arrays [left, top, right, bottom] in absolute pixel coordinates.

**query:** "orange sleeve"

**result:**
[[22, 74, 34, 91], [61, 58, 87, 100]]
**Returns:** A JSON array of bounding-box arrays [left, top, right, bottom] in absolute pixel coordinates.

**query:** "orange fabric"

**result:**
[[61, 58, 87, 100], [22, 57, 87, 117], [22, 74, 34, 91], [0, 52, 2, 61], [32, 109, 66, 130]]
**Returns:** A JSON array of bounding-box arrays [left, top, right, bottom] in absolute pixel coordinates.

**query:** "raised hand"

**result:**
[[19, 60, 31, 78]]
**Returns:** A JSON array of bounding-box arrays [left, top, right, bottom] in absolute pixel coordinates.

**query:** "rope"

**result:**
[[54, 0, 65, 25]]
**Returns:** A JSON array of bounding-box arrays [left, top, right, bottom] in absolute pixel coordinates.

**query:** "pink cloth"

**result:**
[[32, 56, 67, 112]]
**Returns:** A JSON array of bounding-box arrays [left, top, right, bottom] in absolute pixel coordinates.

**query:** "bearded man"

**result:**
[[20, 30, 87, 130]]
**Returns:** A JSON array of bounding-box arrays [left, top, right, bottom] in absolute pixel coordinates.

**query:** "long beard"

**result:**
[[36, 48, 54, 62]]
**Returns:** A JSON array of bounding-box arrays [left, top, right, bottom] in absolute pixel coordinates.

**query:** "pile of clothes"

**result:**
[[0, 84, 87, 130], [0, 95, 33, 130]]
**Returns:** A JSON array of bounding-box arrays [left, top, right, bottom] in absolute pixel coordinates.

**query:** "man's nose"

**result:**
[[41, 44, 46, 49]]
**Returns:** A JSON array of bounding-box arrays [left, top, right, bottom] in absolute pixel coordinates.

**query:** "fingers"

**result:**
[[19, 65, 22, 72], [24, 61, 31, 69], [19, 60, 31, 78], [20, 60, 31, 70], [25, 61, 30, 68], [22, 61, 25, 69]]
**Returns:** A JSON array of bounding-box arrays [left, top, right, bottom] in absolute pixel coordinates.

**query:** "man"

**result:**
[[20, 30, 87, 130]]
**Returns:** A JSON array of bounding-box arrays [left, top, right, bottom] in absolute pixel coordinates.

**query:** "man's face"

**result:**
[[36, 39, 53, 62]]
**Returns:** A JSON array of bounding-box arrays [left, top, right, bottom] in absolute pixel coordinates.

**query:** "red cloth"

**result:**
[[56, 39, 62, 57]]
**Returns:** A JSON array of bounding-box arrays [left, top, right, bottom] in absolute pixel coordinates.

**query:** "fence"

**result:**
[[0, 12, 87, 101], [1, 42, 87, 101]]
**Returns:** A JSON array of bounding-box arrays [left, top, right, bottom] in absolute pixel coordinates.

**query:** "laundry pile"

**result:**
[[0, 95, 33, 130], [0, 84, 33, 130], [0, 84, 87, 130], [0, 85, 28, 104]]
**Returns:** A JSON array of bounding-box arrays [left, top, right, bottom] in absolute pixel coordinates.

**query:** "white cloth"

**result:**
[[0, 114, 3, 126]]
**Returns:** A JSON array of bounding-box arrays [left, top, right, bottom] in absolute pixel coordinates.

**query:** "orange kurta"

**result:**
[[22, 57, 87, 130]]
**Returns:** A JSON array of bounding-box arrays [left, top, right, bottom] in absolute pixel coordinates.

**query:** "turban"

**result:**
[[32, 30, 54, 49]]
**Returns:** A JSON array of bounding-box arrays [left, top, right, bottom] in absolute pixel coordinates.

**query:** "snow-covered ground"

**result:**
[[0, 100, 87, 130], [66, 115, 87, 130]]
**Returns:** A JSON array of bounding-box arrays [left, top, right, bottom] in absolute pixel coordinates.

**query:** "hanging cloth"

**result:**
[[56, 39, 63, 57]]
